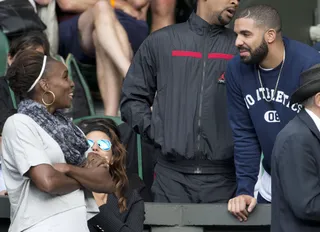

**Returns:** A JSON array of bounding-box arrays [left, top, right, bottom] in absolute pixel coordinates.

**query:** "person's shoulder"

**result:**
[[286, 38, 320, 65], [8, 113, 35, 124], [229, 55, 241, 66], [149, 22, 186, 39], [140, 25, 176, 50], [3, 114, 37, 134], [287, 38, 317, 53], [223, 27, 237, 37], [276, 114, 309, 145], [227, 55, 250, 76], [274, 113, 317, 163]]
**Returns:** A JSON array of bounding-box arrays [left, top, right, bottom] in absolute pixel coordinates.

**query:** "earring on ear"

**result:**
[[42, 90, 56, 106]]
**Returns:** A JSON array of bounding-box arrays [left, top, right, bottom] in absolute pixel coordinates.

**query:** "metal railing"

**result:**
[[0, 196, 270, 232]]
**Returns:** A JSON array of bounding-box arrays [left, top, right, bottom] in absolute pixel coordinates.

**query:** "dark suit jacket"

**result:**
[[271, 109, 320, 232], [87, 174, 148, 232], [0, 78, 17, 134]]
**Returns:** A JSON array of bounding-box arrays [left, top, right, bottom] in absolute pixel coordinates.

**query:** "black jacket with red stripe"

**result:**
[[120, 12, 238, 174]]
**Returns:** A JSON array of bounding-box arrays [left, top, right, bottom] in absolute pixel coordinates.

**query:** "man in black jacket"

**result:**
[[121, 0, 240, 203], [271, 64, 320, 232]]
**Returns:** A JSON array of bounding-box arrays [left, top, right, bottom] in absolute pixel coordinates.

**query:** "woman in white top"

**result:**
[[1, 50, 115, 232]]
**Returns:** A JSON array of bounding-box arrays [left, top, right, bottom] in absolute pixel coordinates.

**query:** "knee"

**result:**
[[93, 0, 114, 21]]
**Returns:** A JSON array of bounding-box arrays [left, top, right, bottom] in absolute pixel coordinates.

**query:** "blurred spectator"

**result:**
[[2, 50, 114, 231], [226, 5, 320, 221], [151, 0, 176, 32], [78, 118, 147, 232], [121, 0, 240, 203], [151, 0, 197, 32], [56, 0, 149, 116], [7, 31, 50, 65]]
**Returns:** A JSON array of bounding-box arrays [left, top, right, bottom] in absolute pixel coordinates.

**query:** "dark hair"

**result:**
[[5, 50, 55, 98], [9, 31, 50, 58], [237, 4, 282, 32], [77, 118, 129, 213]]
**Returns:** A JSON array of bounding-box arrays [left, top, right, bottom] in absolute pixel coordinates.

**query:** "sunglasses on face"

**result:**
[[87, 139, 112, 151]]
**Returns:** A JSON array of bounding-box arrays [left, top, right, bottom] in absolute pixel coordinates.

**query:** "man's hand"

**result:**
[[0, 190, 8, 196], [228, 195, 257, 222]]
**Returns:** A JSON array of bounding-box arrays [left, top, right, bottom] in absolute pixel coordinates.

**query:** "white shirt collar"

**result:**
[[305, 108, 320, 132]]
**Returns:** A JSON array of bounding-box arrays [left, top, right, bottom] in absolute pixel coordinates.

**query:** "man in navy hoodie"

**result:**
[[226, 4, 320, 221]]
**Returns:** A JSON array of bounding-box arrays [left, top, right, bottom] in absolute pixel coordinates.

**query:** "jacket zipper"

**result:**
[[196, 29, 208, 165]]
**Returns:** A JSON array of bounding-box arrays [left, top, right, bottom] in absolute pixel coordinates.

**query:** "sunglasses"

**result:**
[[87, 139, 112, 151]]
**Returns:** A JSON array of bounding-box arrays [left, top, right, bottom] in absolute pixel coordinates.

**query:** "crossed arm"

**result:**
[[27, 153, 115, 195]]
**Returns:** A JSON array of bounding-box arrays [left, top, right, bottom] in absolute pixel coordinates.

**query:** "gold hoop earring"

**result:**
[[42, 91, 56, 106]]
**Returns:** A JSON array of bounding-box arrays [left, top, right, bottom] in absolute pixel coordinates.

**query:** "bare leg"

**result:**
[[78, 1, 131, 77], [77, 1, 132, 115], [114, 19, 133, 61], [93, 31, 122, 116], [151, 0, 176, 32], [92, 1, 131, 77]]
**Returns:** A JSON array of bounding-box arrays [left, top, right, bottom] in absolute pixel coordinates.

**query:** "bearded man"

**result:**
[[225, 4, 320, 222]]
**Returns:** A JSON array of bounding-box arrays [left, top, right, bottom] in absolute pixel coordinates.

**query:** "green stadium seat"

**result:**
[[0, 31, 9, 77]]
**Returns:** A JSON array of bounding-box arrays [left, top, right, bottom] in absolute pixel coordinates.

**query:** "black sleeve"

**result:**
[[87, 222, 98, 232], [89, 198, 145, 232], [0, 78, 16, 135], [277, 134, 320, 221], [120, 35, 157, 141]]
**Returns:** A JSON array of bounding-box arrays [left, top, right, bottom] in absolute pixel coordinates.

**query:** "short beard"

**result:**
[[241, 39, 269, 65]]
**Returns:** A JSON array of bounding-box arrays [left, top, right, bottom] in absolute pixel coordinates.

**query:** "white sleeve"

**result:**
[[2, 115, 51, 177]]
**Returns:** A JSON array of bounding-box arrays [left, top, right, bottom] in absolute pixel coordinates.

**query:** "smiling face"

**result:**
[[40, 61, 74, 110], [234, 17, 269, 64]]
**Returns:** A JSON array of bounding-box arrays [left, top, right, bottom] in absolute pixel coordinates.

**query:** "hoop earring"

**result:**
[[42, 91, 56, 106]]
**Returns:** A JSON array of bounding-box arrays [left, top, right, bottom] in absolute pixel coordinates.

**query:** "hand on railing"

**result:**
[[228, 195, 257, 222], [0, 190, 8, 196]]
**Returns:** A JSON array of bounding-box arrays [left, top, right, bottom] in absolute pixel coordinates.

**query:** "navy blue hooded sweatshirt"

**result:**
[[226, 37, 320, 196]]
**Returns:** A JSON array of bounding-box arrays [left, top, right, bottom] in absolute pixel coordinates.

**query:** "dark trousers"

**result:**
[[151, 164, 237, 203]]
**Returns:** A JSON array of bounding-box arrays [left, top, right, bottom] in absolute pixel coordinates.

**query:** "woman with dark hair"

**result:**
[[0, 30, 51, 196], [1, 30, 50, 111], [8, 30, 50, 65], [1, 50, 115, 232], [78, 118, 145, 232]]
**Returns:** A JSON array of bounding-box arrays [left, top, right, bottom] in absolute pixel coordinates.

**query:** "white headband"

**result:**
[[27, 55, 47, 93]]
